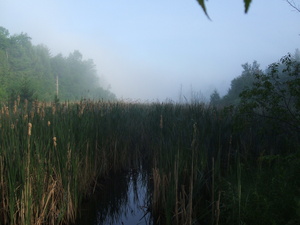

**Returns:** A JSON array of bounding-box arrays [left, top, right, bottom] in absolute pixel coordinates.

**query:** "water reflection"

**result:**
[[77, 168, 153, 225]]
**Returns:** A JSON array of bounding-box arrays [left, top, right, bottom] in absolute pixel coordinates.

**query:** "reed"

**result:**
[[0, 99, 299, 225]]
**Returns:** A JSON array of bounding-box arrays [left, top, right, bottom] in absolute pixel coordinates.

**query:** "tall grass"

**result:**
[[0, 99, 299, 225]]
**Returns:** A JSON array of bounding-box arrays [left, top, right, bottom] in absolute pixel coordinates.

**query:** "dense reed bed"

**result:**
[[0, 99, 299, 225]]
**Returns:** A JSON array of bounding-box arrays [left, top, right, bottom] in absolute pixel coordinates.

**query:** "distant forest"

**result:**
[[0, 26, 116, 103], [210, 49, 300, 107]]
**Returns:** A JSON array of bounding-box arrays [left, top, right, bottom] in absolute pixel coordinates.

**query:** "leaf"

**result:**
[[244, 0, 252, 13], [196, 0, 211, 19]]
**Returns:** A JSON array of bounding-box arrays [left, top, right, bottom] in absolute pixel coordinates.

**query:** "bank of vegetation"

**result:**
[[0, 27, 116, 103], [0, 26, 299, 225]]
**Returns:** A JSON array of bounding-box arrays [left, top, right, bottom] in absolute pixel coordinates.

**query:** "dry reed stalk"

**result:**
[[215, 190, 221, 225], [53, 137, 57, 148], [187, 173, 193, 225], [152, 168, 161, 211], [227, 135, 232, 174], [17, 95, 20, 106], [180, 185, 187, 224], [51, 105, 56, 115], [20, 175, 33, 225], [30, 110, 35, 119], [212, 157, 215, 225], [162, 173, 170, 206], [174, 161, 179, 225], [35, 179, 57, 225], [160, 114, 163, 129], [0, 156, 8, 224], [24, 99, 28, 112]]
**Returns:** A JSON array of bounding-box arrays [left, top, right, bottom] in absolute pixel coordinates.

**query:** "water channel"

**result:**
[[76, 168, 154, 225]]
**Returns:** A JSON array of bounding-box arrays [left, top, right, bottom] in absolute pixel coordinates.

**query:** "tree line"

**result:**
[[210, 49, 300, 134], [0, 26, 116, 104]]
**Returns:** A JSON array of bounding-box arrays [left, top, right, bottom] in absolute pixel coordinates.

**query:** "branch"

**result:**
[[286, 0, 300, 13]]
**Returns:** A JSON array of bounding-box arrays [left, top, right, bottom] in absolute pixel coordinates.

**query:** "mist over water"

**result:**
[[1, 1, 299, 102]]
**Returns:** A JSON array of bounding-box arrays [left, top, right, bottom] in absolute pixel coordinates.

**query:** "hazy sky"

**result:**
[[1, 0, 299, 102]]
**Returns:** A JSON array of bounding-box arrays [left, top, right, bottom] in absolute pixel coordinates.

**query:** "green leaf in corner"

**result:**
[[196, 0, 211, 19], [244, 0, 252, 13]]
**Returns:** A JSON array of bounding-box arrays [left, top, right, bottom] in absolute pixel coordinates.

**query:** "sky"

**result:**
[[1, 0, 299, 102]]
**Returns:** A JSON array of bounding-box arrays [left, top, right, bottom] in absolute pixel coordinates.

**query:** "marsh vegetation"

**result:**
[[0, 91, 299, 225]]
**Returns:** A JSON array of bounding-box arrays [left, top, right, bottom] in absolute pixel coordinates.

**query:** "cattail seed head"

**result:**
[[17, 95, 20, 106], [13, 101, 17, 114], [52, 105, 56, 115], [53, 137, 57, 147], [30, 110, 34, 119], [5, 107, 9, 116], [47, 121, 51, 126], [28, 123, 32, 136]]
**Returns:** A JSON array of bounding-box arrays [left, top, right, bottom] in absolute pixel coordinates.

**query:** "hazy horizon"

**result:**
[[1, 0, 299, 102]]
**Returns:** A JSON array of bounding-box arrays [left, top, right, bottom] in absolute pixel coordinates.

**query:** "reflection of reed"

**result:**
[[87, 167, 153, 225]]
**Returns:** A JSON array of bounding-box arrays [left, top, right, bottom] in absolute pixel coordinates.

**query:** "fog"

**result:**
[[1, 0, 299, 102]]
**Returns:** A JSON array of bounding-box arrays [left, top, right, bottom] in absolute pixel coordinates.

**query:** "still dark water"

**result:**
[[76, 168, 153, 225]]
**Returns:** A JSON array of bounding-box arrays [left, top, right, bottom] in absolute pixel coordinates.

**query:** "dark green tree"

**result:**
[[210, 89, 221, 106], [0, 27, 116, 102], [19, 76, 35, 103], [222, 61, 262, 105], [240, 53, 300, 133]]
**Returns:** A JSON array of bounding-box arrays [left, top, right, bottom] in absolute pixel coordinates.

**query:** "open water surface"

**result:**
[[76, 168, 153, 225]]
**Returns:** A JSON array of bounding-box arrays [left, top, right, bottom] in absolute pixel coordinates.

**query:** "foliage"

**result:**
[[240, 53, 300, 133], [210, 89, 221, 106], [220, 61, 261, 106], [0, 26, 116, 103], [196, 0, 252, 18]]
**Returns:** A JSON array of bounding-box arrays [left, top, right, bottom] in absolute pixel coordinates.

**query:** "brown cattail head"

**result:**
[[13, 101, 17, 114], [47, 121, 51, 126], [28, 123, 32, 136], [5, 106, 9, 116], [52, 105, 56, 115], [53, 137, 57, 147], [17, 95, 20, 106]]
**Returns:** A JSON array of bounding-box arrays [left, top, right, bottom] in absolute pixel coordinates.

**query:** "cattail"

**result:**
[[160, 114, 163, 129], [28, 123, 32, 136], [52, 105, 56, 115], [40, 107, 45, 119], [47, 121, 51, 126], [24, 99, 28, 111], [53, 137, 57, 147], [13, 101, 17, 114], [17, 95, 20, 106], [11, 124, 15, 129], [5, 106, 9, 116], [30, 110, 34, 119], [191, 122, 197, 148]]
